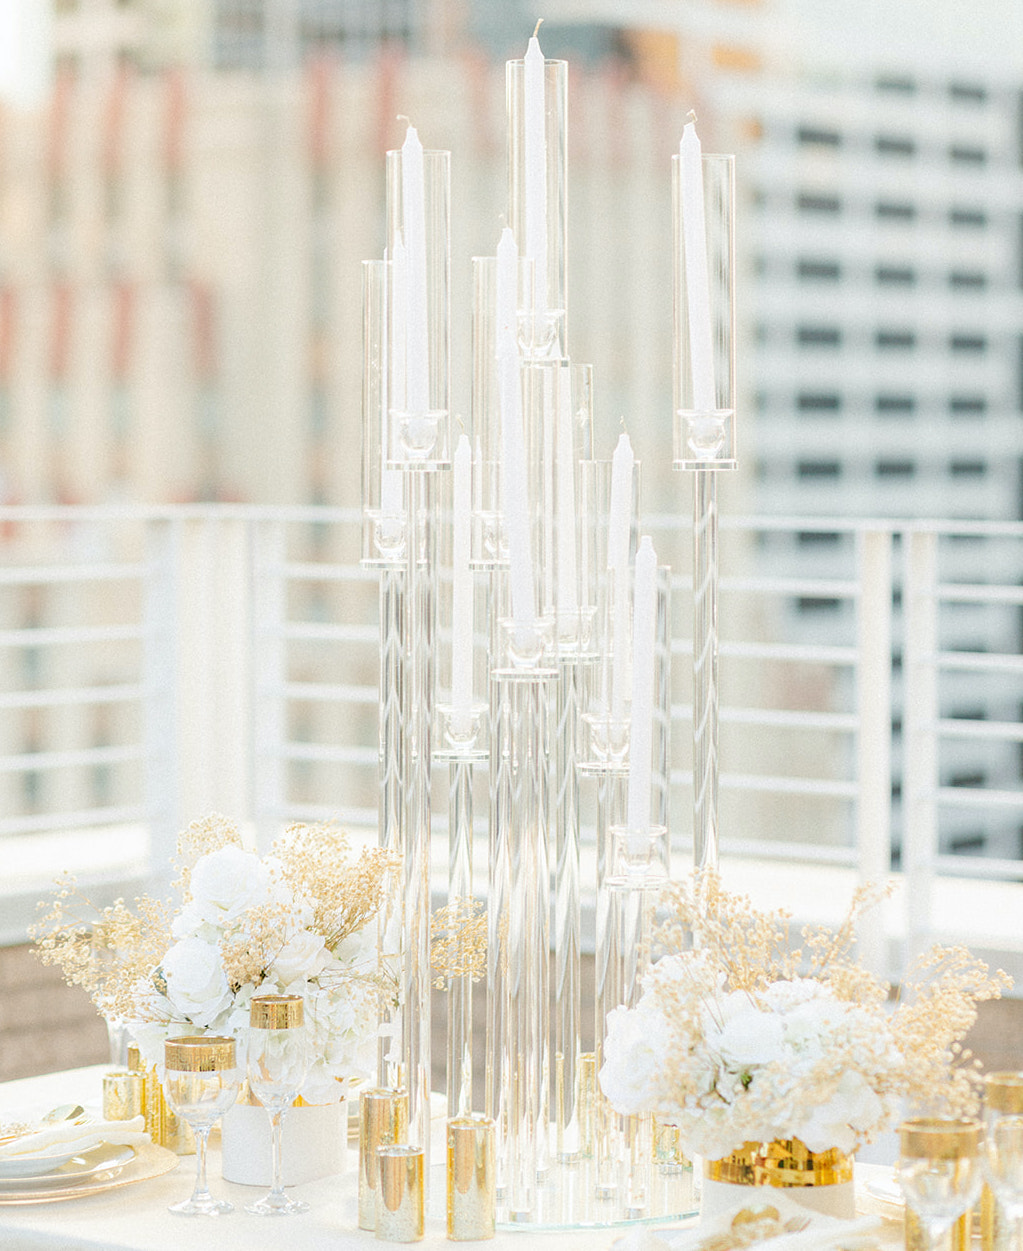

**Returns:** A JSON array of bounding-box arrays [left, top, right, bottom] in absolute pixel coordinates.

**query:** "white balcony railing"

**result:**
[[1, 505, 1021, 985]]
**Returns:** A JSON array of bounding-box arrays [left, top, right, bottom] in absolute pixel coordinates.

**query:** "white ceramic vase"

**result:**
[[220, 1099, 347, 1187]]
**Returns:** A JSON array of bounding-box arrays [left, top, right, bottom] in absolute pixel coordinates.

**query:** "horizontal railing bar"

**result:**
[[0, 744, 145, 773], [933, 854, 1023, 881], [279, 562, 378, 583], [0, 563, 146, 585], [281, 743, 378, 765], [282, 682, 379, 705], [937, 718, 1023, 743], [938, 584, 1023, 606], [0, 625, 144, 648], [719, 577, 859, 597], [718, 838, 858, 867], [936, 786, 1023, 810], [932, 651, 1023, 676], [0, 804, 147, 838], [671, 769, 858, 798], [0, 684, 143, 710], [276, 624, 380, 644], [671, 639, 859, 665]]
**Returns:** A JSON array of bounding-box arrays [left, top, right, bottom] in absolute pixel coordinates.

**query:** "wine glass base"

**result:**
[[245, 1194, 310, 1217], [168, 1197, 234, 1217]]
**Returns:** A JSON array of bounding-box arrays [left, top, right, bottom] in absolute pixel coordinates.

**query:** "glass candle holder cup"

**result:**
[[898, 1117, 983, 1251]]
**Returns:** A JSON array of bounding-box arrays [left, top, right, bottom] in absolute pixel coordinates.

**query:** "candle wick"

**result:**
[[687, 108, 698, 124], [397, 113, 410, 126], [455, 413, 466, 433], [533, 17, 544, 37]]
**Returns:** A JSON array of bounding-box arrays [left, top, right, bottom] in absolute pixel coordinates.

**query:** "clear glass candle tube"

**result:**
[[362, 258, 406, 566], [507, 53, 568, 360], [672, 151, 736, 469], [385, 146, 450, 468], [470, 254, 533, 569]]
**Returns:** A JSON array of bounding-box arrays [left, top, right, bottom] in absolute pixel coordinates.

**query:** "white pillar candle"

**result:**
[[524, 30, 548, 321], [608, 430, 634, 724], [401, 124, 429, 417], [627, 536, 657, 832], [496, 228, 535, 632], [451, 433, 473, 719], [680, 120, 716, 414], [556, 365, 578, 620]]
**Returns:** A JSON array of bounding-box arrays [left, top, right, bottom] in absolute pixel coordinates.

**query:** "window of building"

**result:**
[[876, 329, 916, 349], [876, 201, 917, 221], [875, 135, 916, 157], [950, 460, 986, 477], [797, 126, 841, 147], [797, 392, 841, 412], [950, 333, 987, 352], [949, 271, 987, 289], [950, 207, 987, 228], [949, 82, 987, 103], [797, 531, 841, 546], [876, 394, 915, 414], [876, 459, 915, 477], [950, 145, 987, 165], [876, 265, 916, 286], [797, 460, 841, 479], [949, 395, 987, 415], [797, 192, 841, 214], [797, 326, 841, 346], [796, 597, 842, 612], [797, 259, 841, 280], [875, 76, 916, 94]]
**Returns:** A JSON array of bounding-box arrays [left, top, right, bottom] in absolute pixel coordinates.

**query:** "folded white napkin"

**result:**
[[613, 1191, 885, 1251], [0, 1115, 149, 1161]]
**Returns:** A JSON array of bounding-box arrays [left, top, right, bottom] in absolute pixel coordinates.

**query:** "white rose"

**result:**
[[271, 929, 331, 986], [160, 936, 233, 1027], [714, 1007, 785, 1070], [187, 846, 272, 928], [599, 1004, 670, 1116], [799, 1071, 886, 1154]]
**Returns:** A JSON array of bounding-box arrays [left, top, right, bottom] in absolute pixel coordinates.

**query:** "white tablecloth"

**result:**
[[0, 1066, 909, 1250]]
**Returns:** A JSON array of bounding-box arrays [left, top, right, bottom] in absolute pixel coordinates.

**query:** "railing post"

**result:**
[[251, 517, 288, 850], [855, 528, 893, 979], [143, 517, 181, 897], [902, 528, 940, 961]]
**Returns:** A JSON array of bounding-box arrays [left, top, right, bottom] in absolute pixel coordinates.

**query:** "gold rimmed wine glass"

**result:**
[[898, 1117, 983, 1251], [163, 1035, 240, 1217], [244, 994, 311, 1217]]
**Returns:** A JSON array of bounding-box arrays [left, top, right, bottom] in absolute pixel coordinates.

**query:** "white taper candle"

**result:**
[[627, 536, 657, 832], [680, 120, 716, 414]]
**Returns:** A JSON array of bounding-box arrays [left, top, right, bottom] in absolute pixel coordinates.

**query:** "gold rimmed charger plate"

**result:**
[[0, 1141, 178, 1205]]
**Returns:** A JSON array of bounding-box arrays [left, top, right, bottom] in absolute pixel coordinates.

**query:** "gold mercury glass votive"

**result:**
[[900, 1118, 981, 1251], [127, 1041, 194, 1155], [447, 1114, 496, 1241], [981, 1072, 1023, 1251], [359, 1087, 409, 1230], [102, 1069, 143, 1121], [376, 1144, 424, 1243]]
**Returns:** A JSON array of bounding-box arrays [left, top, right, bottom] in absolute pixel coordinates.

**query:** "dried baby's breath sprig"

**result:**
[[173, 812, 243, 898], [272, 821, 397, 953], [30, 876, 172, 1017], [655, 870, 800, 990], [891, 944, 1011, 1117], [430, 898, 487, 989]]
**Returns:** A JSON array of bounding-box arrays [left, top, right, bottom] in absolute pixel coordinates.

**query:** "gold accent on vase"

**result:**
[[249, 993, 304, 1030], [446, 1115, 496, 1241], [376, 1144, 424, 1242], [704, 1138, 854, 1189], [906, 1207, 970, 1251]]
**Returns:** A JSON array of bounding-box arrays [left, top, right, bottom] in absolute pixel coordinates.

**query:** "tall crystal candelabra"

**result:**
[[360, 34, 734, 1230]]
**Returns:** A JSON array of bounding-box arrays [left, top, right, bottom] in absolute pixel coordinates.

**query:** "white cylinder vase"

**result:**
[[220, 1099, 348, 1187]]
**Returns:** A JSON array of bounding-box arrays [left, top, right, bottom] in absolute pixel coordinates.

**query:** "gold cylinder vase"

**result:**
[[447, 1114, 496, 1241], [359, 1087, 409, 1231], [703, 1138, 855, 1220]]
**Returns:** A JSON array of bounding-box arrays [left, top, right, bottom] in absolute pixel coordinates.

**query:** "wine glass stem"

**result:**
[[270, 1109, 286, 1200], [192, 1125, 212, 1205]]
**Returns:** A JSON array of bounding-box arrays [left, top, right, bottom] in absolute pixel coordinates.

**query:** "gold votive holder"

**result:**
[[447, 1114, 495, 1241], [653, 1119, 686, 1173], [376, 1144, 424, 1242], [127, 1041, 194, 1155], [359, 1087, 409, 1230], [102, 1069, 143, 1121]]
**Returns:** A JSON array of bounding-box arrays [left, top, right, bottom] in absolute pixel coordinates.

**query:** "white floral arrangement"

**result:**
[[599, 872, 1009, 1162], [34, 815, 397, 1105]]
